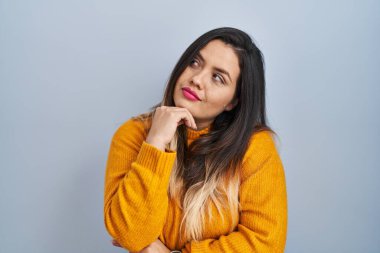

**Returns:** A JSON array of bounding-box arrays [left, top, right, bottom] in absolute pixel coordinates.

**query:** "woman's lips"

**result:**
[[182, 87, 201, 101]]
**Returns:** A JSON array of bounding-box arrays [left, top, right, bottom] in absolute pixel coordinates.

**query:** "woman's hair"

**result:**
[[133, 27, 275, 242]]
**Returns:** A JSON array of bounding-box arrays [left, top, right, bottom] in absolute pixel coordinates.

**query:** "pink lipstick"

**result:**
[[182, 87, 200, 101]]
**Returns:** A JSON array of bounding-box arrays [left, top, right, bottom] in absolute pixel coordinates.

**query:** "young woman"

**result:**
[[104, 27, 287, 253]]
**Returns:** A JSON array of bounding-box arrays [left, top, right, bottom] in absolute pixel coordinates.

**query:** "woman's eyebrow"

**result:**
[[197, 52, 232, 83]]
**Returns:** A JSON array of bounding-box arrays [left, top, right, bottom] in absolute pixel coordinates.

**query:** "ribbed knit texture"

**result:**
[[104, 118, 287, 252]]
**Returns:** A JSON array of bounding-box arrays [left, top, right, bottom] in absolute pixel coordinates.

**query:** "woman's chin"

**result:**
[[174, 100, 192, 110], [174, 99, 205, 120]]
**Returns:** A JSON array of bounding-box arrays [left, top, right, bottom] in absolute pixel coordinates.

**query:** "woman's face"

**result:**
[[173, 39, 240, 130]]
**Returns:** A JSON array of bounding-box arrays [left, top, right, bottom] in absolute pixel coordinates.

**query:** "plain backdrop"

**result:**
[[1, 0, 379, 252]]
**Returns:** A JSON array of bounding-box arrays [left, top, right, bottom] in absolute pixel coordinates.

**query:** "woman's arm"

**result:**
[[180, 132, 287, 252], [103, 119, 177, 252]]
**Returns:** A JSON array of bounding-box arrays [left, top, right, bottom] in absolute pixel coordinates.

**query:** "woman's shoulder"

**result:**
[[245, 129, 278, 154], [111, 113, 151, 144], [241, 129, 283, 179]]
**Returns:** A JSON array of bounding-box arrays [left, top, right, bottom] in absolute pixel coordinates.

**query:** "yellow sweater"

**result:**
[[104, 117, 287, 252]]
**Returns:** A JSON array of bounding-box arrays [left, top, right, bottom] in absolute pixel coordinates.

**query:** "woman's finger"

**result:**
[[173, 108, 197, 129], [181, 111, 197, 129]]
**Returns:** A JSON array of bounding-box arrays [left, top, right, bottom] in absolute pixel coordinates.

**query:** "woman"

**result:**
[[104, 27, 287, 253]]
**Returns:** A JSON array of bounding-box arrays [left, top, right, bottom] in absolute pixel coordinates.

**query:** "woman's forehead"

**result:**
[[198, 40, 240, 83]]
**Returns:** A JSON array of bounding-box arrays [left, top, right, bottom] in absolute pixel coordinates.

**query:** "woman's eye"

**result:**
[[213, 73, 225, 84], [190, 59, 199, 67]]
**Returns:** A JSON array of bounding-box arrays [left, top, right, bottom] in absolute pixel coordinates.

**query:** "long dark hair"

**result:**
[[135, 27, 274, 241]]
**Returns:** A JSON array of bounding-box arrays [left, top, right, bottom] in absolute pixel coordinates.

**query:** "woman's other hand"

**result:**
[[146, 106, 197, 150], [135, 239, 171, 253], [111, 239, 171, 253]]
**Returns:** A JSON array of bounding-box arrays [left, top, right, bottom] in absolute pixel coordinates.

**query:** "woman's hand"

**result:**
[[146, 106, 197, 150], [111, 239, 171, 253], [135, 239, 171, 253]]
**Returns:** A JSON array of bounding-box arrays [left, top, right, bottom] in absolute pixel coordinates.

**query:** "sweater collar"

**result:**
[[187, 126, 210, 140]]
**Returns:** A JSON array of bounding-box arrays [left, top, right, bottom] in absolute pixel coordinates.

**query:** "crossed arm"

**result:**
[[104, 120, 287, 252]]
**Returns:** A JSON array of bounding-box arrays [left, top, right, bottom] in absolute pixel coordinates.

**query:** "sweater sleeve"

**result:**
[[181, 131, 288, 253], [103, 118, 177, 252]]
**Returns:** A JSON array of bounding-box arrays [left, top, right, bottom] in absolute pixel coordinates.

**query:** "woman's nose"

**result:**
[[190, 71, 207, 89]]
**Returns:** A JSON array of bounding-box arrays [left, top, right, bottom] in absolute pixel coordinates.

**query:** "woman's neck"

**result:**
[[194, 118, 213, 130]]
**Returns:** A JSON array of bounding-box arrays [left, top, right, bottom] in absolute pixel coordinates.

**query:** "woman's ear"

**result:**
[[224, 98, 239, 111]]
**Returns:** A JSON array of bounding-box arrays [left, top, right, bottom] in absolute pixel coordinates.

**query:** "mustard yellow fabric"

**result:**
[[104, 117, 287, 252]]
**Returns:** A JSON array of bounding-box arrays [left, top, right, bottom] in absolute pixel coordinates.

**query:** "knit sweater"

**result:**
[[104, 117, 287, 252]]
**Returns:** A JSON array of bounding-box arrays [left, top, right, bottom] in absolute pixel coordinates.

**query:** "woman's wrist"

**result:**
[[145, 136, 166, 151]]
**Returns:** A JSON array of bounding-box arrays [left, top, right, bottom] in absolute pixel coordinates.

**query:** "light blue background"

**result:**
[[1, 1, 379, 252]]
